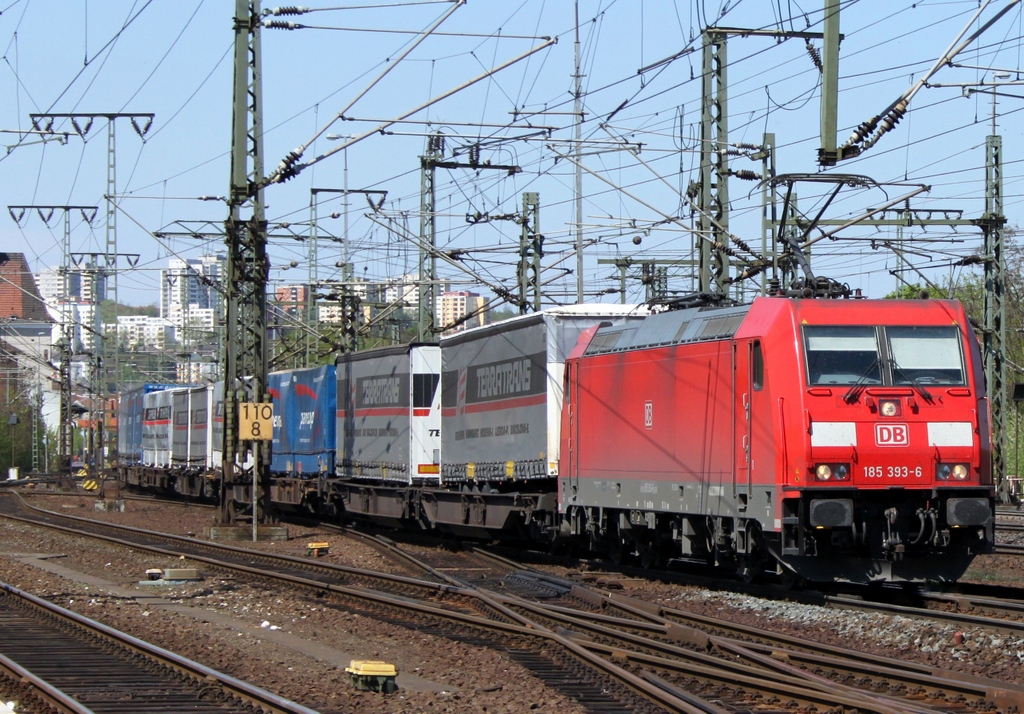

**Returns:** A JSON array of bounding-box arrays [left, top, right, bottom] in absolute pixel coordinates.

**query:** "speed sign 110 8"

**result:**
[[239, 403, 273, 440]]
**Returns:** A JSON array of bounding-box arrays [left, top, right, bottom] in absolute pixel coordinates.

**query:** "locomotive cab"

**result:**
[[780, 304, 994, 582]]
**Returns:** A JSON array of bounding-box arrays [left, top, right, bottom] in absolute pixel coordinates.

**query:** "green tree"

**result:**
[[0, 366, 42, 475], [883, 283, 948, 300], [100, 299, 158, 323], [937, 234, 1024, 482]]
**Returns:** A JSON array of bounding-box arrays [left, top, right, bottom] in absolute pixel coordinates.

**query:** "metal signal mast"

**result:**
[[221, 0, 273, 537]]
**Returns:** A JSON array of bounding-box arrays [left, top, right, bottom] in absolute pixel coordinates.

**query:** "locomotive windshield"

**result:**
[[804, 326, 880, 385], [886, 326, 965, 385], [803, 325, 965, 386]]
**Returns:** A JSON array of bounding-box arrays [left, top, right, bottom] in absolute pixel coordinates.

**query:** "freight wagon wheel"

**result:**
[[638, 537, 661, 570], [608, 535, 628, 566]]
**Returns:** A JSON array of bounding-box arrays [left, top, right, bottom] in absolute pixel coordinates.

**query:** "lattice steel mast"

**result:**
[[221, 0, 272, 534]]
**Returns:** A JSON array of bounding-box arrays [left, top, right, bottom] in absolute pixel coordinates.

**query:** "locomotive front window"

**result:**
[[804, 326, 880, 385], [886, 326, 965, 385]]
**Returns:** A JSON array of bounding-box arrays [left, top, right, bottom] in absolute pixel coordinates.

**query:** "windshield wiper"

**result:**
[[889, 358, 934, 402], [843, 357, 880, 404]]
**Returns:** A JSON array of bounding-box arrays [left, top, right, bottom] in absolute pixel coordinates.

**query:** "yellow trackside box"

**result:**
[[306, 542, 330, 556], [345, 660, 398, 694], [345, 661, 397, 677]]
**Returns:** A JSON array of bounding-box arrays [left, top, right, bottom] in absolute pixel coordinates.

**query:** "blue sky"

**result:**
[[1, 0, 1022, 308]]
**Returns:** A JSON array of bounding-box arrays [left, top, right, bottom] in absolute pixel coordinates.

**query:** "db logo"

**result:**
[[875, 423, 909, 446]]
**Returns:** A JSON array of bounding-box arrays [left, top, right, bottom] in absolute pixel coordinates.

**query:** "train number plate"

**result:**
[[863, 465, 923, 479]]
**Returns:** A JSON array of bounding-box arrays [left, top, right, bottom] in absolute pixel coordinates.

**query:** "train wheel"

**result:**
[[777, 569, 803, 590], [638, 538, 661, 569], [738, 562, 756, 584], [608, 535, 628, 566]]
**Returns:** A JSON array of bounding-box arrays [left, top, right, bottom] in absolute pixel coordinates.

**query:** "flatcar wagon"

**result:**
[[336, 305, 646, 535]]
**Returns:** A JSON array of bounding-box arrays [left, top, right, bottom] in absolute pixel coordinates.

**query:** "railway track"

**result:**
[[0, 580, 317, 714], [0, 492, 703, 713], [995, 542, 1024, 555], [8, 493, 1024, 712], [340, 527, 1024, 713]]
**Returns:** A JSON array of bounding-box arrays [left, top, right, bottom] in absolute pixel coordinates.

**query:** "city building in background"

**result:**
[[439, 291, 486, 334], [160, 255, 224, 321]]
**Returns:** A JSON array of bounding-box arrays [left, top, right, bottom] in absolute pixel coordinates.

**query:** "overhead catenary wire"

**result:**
[[4, 2, 1024, 314]]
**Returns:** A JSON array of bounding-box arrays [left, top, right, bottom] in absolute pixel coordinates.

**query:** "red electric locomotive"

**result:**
[[558, 297, 994, 583]]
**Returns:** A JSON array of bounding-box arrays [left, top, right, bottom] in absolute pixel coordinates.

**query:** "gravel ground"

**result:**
[[0, 493, 587, 714], [3, 491, 1024, 712]]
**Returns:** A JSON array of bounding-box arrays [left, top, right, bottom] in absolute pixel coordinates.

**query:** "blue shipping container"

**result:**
[[118, 384, 177, 464], [269, 365, 336, 477]]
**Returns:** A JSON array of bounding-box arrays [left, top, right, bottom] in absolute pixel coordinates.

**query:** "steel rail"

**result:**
[[14, 495, 1024, 712], [349, 535, 962, 711], [470, 550, 1024, 711], [491, 593, 984, 713], [0, 649, 96, 714], [0, 582, 319, 714], [825, 592, 1024, 636], [1, 495, 718, 713]]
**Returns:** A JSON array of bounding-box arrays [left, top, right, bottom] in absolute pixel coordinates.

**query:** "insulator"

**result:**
[[846, 116, 878, 146], [730, 170, 761, 181], [275, 150, 302, 181], [268, 6, 310, 15], [732, 142, 760, 151], [805, 41, 823, 73], [878, 100, 908, 133], [263, 19, 300, 29], [737, 263, 767, 280], [730, 234, 756, 255], [714, 241, 738, 258]]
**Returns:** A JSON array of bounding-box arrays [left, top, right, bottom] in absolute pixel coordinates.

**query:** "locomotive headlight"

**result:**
[[936, 463, 970, 481], [880, 400, 899, 417], [814, 463, 849, 481]]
